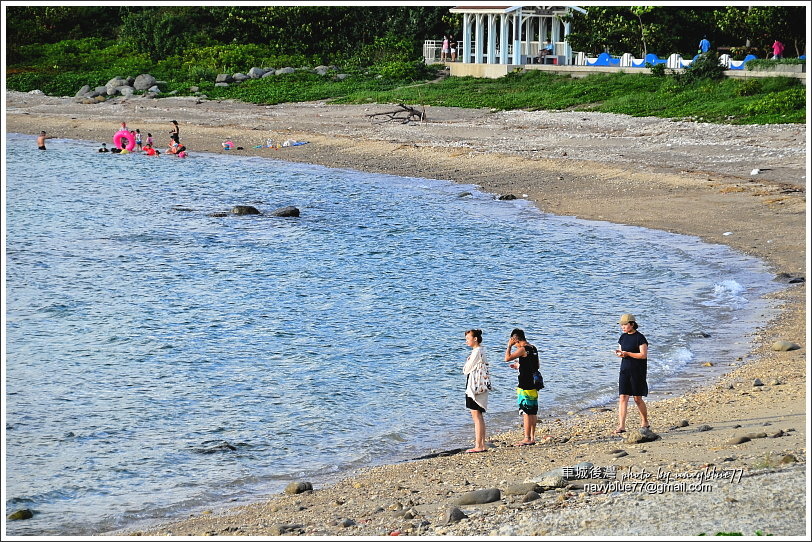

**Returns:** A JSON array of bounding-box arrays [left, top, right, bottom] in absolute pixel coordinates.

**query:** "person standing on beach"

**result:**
[[170, 120, 180, 143], [505, 328, 539, 446], [37, 131, 54, 150], [463, 329, 489, 453], [614, 313, 649, 434]]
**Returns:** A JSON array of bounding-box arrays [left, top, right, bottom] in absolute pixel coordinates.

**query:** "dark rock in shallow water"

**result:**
[[8, 509, 34, 521], [270, 206, 300, 217], [209, 212, 230, 217], [498, 194, 517, 200], [231, 205, 261, 215], [193, 440, 238, 454]]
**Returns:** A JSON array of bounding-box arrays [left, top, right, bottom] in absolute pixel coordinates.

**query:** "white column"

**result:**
[[487, 14, 497, 64], [474, 14, 484, 63], [499, 13, 509, 64], [512, 12, 522, 64], [525, 15, 534, 58], [462, 14, 471, 64], [552, 17, 561, 43]]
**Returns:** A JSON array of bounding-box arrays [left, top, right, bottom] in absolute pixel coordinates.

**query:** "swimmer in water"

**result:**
[[37, 131, 54, 150]]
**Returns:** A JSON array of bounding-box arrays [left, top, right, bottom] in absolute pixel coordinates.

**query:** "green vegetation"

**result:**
[[5, 6, 806, 125], [333, 70, 804, 125], [746, 58, 807, 71]]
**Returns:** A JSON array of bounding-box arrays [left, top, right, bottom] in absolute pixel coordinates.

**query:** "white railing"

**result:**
[[423, 40, 463, 63]]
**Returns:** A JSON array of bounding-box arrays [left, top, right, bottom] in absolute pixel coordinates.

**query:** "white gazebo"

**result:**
[[448, 5, 585, 76]]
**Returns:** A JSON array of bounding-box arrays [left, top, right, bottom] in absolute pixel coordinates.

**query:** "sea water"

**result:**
[[4, 133, 781, 535]]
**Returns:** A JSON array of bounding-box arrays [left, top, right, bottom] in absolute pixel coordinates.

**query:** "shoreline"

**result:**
[[4, 92, 807, 536]]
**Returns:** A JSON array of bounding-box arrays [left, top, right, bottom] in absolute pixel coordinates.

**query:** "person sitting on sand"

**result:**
[[463, 329, 490, 453], [505, 328, 539, 446], [614, 313, 649, 434], [37, 131, 54, 150]]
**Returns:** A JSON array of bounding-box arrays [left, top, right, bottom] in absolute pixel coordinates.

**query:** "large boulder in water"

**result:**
[[270, 206, 300, 217], [231, 205, 261, 215]]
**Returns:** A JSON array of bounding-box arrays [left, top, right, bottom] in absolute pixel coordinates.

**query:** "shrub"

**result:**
[[735, 79, 762, 96], [373, 60, 428, 81], [744, 87, 805, 115], [746, 58, 806, 70], [679, 51, 726, 83], [646, 62, 667, 77]]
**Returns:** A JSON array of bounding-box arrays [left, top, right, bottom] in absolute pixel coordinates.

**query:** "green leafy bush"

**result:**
[[7, 69, 121, 96], [677, 51, 726, 83], [735, 79, 762, 96], [744, 87, 805, 115], [646, 62, 667, 77], [746, 58, 806, 70], [347, 32, 417, 69], [373, 60, 428, 81], [120, 10, 195, 61]]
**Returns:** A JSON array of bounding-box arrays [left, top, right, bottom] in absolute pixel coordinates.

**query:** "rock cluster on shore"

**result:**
[[68, 66, 351, 104]]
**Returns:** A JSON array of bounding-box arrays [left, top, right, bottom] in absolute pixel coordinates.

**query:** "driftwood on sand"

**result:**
[[367, 103, 425, 124]]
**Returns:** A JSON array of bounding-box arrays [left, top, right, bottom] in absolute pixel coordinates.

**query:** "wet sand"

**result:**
[[4, 91, 808, 536]]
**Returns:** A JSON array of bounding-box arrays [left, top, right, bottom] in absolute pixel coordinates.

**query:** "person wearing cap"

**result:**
[[614, 313, 649, 434]]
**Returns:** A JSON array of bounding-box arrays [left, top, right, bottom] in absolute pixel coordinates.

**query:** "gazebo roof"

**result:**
[[449, 5, 586, 16]]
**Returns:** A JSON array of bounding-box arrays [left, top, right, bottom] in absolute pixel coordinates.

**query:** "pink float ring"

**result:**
[[113, 129, 136, 151]]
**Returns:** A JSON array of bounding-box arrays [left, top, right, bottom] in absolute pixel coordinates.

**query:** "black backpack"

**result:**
[[524, 344, 544, 390]]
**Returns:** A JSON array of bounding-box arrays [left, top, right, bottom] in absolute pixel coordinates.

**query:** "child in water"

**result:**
[[135, 129, 143, 151]]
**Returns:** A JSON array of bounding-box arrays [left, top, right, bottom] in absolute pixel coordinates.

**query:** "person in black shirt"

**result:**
[[505, 328, 540, 446], [614, 313, 649, 434]]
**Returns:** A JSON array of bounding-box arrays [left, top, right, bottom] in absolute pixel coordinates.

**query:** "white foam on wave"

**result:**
[[656, 346, 694, 372], [701, 279, 749, 309]]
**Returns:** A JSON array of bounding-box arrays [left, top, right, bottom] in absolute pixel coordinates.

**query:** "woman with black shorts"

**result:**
[[463, 329, 489, 453], [614, 313, 649, 434]]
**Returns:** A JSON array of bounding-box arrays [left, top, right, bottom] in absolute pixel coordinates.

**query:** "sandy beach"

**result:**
[[4, 90, 808, 536]]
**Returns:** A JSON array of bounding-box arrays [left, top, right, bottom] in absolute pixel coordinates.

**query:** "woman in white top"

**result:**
[[463, 329, 490, 453]]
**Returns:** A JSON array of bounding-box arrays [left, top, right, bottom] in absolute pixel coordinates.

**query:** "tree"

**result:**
[[714, 6, 806, 57]]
